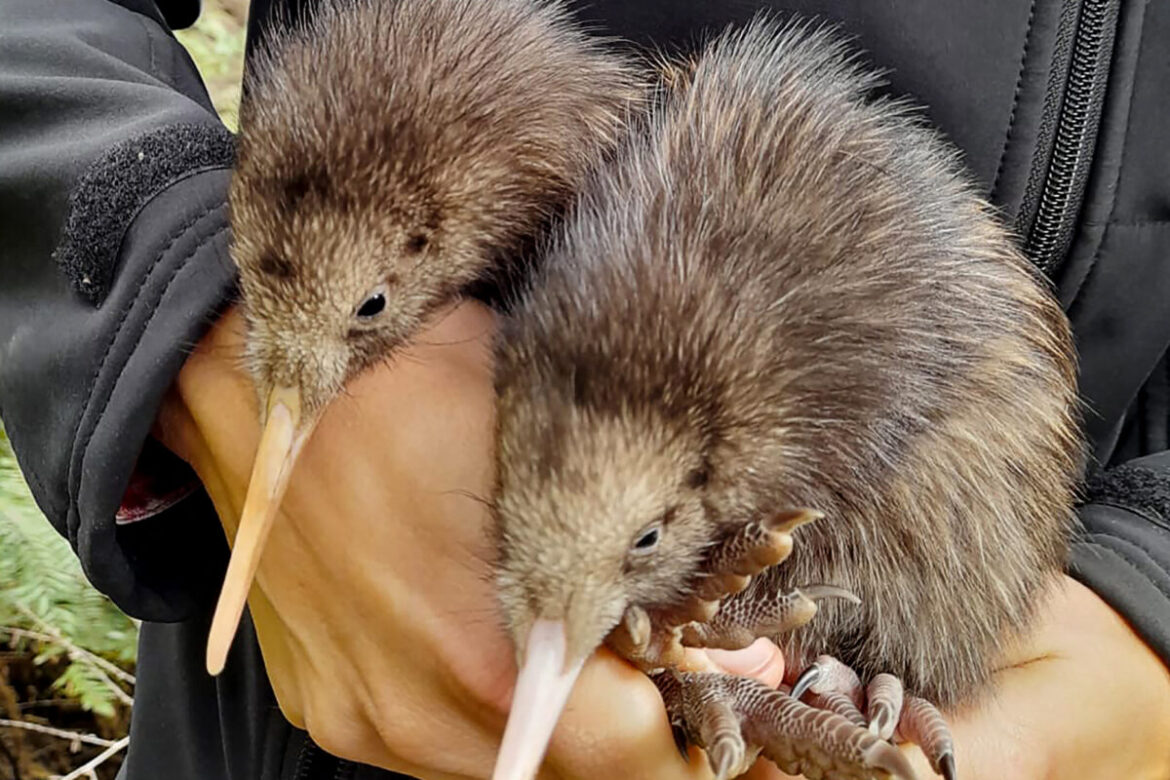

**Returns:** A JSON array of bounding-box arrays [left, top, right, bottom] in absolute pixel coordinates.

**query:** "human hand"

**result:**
[[895, 575, 1170, 780], [738, 576, 1170, 780], [156, 307, 1170, 780], [154, 301, 787, 779]]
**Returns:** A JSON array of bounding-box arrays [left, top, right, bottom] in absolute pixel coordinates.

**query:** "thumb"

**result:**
[[696, 639, 786, 688]]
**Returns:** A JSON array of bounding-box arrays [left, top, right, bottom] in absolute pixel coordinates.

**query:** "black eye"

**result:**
[[406, 233, 429, 254], [633, 528, 660, 551], [356, 293, 385, 318], [258, 251, 294, 279], [686, 466, 709, 490]]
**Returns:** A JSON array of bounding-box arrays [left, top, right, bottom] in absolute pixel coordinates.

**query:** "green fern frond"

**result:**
[[0, 424, 138, 717]]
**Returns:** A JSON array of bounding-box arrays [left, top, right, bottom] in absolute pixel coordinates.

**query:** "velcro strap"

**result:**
[[1085, 462, 1170, 527], [54, 122, 235, 303]]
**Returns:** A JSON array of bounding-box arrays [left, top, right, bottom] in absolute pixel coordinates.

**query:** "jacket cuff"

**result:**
[[66, 164, 237, 622], [1069, 452, 1170, 668]]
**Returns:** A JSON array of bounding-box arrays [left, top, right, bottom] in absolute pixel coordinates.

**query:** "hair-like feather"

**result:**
[[493, 20, 1082, 707], [230, 0, 642, 412]]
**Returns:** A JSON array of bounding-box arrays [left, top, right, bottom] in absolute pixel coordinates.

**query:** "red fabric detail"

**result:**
[[116, 438, 199, 524]]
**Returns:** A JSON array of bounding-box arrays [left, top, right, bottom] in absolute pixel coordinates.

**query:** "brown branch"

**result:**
[[2, 621, 136, 686], [0, 718, 117, 748], [2, 626, 133, 710], [53, 736, 129, 780]]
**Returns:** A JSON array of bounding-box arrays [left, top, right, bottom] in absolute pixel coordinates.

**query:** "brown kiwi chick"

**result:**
[[207, 0, 641, 675], [489, 20, 1082, 780]]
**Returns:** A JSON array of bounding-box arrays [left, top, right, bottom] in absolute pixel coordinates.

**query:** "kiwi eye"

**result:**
[[632, 527, 660, 552], [356, 292, 386, 319]]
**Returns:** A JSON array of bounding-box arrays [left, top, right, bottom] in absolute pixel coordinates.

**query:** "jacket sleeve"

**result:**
[[1071, 449, 1170, 663], [0, 0, 237, 621]]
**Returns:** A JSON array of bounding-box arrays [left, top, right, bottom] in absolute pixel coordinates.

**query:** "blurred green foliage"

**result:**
[[175, 0, 248, 131], [0, 427, 137, 719]]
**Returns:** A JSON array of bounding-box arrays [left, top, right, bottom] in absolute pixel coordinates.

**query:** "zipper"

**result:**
[[292, 739, 317, 780], [1016, 0, 1120, 277], [293, 740, 356, 780]]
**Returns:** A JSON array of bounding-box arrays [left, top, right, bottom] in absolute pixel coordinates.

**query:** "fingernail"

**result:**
[[706, 638, 782, 678]]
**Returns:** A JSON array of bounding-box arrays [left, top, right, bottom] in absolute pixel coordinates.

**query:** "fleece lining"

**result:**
[[54, 122, 235, 304], [1086, 462, 1170, 529]]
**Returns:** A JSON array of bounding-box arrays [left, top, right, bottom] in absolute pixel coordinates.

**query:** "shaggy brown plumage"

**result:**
[[203, 0, 642, 683], [492, 20, 1082, 711], [230, 0, 640, 413]]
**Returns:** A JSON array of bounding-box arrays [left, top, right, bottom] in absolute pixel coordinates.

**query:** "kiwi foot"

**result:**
[[606, 508, 824, 669], [792, 656, 956, 780], [656, 669, 918, 780]]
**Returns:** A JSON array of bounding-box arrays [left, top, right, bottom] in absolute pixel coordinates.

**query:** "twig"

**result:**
[[51, 736, 129, 780], [2, 621, 136, 686], [5, 629, 133, 712], [17, 698, 76, 710], [4, 611, 136, 708], [0, 718, 117, 748]]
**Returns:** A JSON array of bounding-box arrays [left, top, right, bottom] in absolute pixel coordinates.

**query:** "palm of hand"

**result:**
[[895, 576, 1170, 780]]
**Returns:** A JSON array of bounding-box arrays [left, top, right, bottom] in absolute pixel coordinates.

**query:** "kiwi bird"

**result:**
[[489, 21, 1081, 780], [210, 0, 640, 675]]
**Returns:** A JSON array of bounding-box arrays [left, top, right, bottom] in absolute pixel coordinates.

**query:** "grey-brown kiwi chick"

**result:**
[[489, 20, 1082, 780], [206, 0, 642, 675]]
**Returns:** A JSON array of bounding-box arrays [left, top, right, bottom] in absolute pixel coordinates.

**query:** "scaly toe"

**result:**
[[865, 673, 904, 741], [705, 507, 823, 580]]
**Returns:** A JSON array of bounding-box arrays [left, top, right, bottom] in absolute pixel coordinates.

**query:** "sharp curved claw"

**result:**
[[696, 571, 751, 602], [768, 507, 824, 533], [939, 751, 957, 780], [790, 663, 822, 701], [708, 735, 745, 780], [867, 701, 897, 741], [670, 720, 691, 762], [862, 739, 920, 780], [624, 605, 651, 651], [799, 584, 862, 606]]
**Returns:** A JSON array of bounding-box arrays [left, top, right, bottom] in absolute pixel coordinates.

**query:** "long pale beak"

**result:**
[[205, 386, 316, 675], [492, 620, 587, 780]]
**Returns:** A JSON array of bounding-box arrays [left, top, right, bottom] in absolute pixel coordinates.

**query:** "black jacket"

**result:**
[[1, 0, 1168, 778]]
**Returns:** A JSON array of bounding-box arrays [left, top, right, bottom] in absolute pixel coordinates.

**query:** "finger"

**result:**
[[543, 643, 785, 778], [546, 649, 717, 779], [704, 639, 786, 688]]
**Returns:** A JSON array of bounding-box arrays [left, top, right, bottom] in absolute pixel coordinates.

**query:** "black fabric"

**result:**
[[247, 0, 311, 63], [1072, 451, 1170, 666], [55, 123, 235, 303], [1, 0, 236, 622], [1071, 520, 1170, 672], [121, 597, 291, 780], [575, 0, 1037, 199], [1056, 0, 1170, 458], [110, 0, 204, 31], [1071, 450, 1170, 670], [1086, 458, 1170, 528], [1, 0, 1168, 778]]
